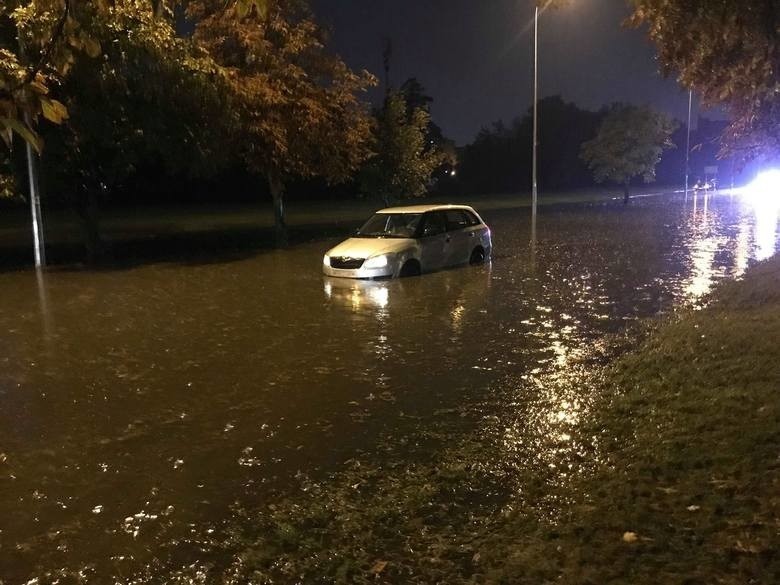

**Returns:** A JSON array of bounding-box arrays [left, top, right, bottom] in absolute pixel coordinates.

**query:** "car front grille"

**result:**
[[330, 256, 365, 270]]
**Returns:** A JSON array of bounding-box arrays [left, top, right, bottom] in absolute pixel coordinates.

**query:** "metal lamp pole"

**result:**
[[24, 114, 46, 268], [531, 5, 539, 220], [685, 89, 692, 196], [18, 36, 46, 268]]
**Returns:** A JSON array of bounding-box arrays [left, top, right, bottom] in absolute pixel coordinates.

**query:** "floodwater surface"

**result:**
[[0, 192, 777, 582]]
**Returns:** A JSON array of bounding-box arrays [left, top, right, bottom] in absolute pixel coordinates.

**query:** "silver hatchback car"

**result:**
[[323, 204, 492, 279]]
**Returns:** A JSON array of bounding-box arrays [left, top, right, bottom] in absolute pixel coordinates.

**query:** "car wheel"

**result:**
[[469, 247, 485, 265], [399, 259, 421, 277]]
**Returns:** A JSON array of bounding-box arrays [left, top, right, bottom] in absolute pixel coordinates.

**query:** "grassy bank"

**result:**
[[194, 255, 779, 584]]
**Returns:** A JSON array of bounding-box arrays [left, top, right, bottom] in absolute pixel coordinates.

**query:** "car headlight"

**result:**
[[363, 254, 389, 269], [323, 254, 331, 267]]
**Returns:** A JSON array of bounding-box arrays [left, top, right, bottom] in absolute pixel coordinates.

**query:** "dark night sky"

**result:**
[[311, 0, 715, 145]]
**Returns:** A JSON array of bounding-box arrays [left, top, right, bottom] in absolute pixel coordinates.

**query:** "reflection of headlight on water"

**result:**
[[322, 278, 391, 310], [367, 286, 389, 308]]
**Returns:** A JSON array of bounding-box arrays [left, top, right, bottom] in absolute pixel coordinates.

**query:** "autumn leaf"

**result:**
[[0, 117, 43, 153], [40, 98, 69, 125], [622, 531, 639, 543]]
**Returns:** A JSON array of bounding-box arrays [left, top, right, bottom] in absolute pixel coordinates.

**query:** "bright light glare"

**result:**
[[742, 169, 780, 213], [742, 169, 780, 261], [747, 169, 780, 197], [323, 254, 331, 267]]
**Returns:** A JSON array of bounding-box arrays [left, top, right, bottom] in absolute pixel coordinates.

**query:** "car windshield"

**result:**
[[356, 213, 423, 238]]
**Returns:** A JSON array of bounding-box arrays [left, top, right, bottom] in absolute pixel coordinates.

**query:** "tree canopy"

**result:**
[[580, 104, 677, 201], [0, 1, 263, 151], [629, 0, 779, 163], [189, 0, 376, 244], [359, 92, 448, 205], [2, 0, 378, 254]]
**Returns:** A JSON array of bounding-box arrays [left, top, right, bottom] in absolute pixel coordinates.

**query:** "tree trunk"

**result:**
[[623, 182, 630, 204], [75, 189, 104, 264], [268, 173, 288, 248]]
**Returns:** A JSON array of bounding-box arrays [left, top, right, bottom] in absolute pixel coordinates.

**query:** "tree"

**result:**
[[0, 1, 236, 260], [190, 0, 376, 246], [36, 1, 234, 260], [580, 104, 677, 203], [359, 92, 448, 205], [629, 0, 779, 163], [457, 96, 600, 195], [0, 2, 260, 153], [398, 77, 456, 182], [0, 0, 74, 153]]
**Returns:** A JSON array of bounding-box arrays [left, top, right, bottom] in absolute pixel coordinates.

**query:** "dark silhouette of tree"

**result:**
[[457, 96, 600, 195], [359, 92, 448, 205], [580, 104, 677, 203], [398, 77, 456, 181]]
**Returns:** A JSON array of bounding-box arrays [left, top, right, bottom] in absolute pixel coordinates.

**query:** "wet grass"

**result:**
[[188, 254, 780, 584]]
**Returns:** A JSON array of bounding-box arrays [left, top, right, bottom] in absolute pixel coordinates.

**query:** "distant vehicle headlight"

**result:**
[[363, 254, 389, 269], [323, 254, 331, 267]]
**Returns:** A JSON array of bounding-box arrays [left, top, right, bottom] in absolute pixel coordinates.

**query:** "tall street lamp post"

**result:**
[[24, 114, 46, 268], [531, 5, 539, 220], [685, 89, 692, 196]]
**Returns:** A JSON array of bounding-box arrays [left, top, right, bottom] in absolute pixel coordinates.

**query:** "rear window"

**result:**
[[445, 209, 481, 229], [445, 210, 470, 231]]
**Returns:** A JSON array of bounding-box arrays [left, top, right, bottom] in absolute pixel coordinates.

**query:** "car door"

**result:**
[[444, 210, 473, 266], [418, 211, 449, 271]]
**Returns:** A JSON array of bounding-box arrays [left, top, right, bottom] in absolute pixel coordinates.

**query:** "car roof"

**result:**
[[375, 204, 478, 214]]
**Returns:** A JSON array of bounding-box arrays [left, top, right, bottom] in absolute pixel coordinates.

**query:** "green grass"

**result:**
[[199, 255, 780, 584]]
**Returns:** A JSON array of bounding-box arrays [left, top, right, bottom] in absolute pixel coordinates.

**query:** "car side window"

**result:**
[[421, 212, 447, 237], [445, 210, 470, 231], [463, 211, 480, 226]]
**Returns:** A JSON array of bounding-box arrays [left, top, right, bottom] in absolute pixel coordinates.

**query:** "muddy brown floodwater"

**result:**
[[0, 192, 777, 582]]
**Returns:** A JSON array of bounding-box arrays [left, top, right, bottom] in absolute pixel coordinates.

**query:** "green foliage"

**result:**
[[1, 1, 97, 151], [580, 104, 677, 187], [629, 0, 780, 163], [43, 1, 233, 190], [359, 92, 448, 204]]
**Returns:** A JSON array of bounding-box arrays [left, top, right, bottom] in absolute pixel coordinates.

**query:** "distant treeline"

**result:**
[[440, 96, 734, 197]]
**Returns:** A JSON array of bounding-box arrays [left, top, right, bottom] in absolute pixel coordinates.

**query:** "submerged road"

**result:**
[[0, 191, 777, 581]]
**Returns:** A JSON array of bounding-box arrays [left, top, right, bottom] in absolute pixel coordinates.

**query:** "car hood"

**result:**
[[326, 237, 414, 259]]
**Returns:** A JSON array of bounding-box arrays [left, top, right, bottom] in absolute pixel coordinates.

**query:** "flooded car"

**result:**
[[322, 204, 492, 278]]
